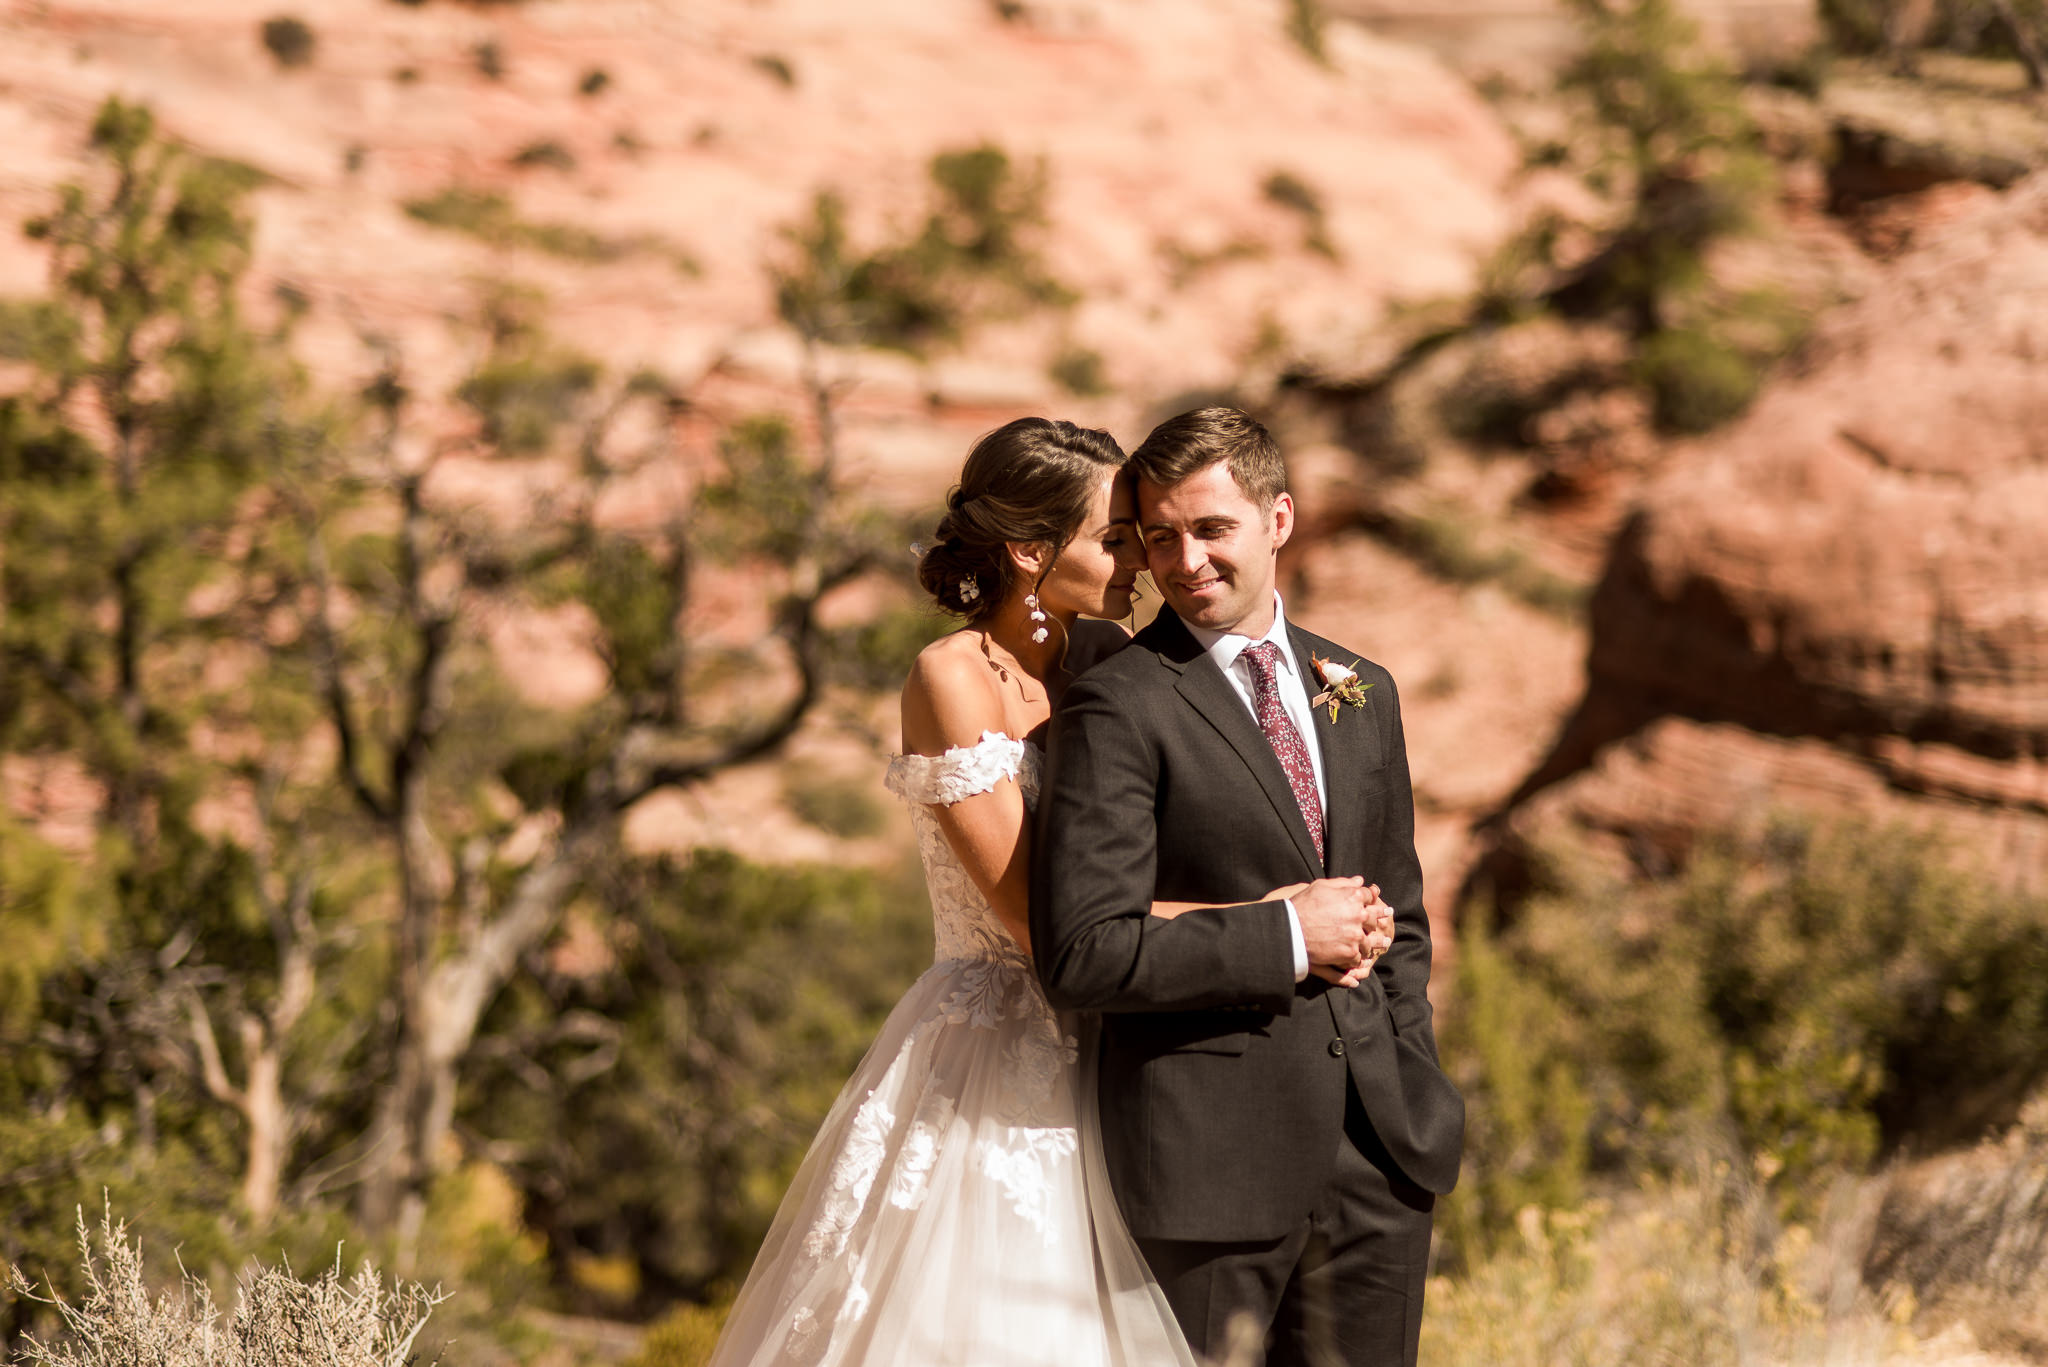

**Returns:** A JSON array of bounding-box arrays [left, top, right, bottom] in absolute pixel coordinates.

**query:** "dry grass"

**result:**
[[1422, 1164, 2040, 1367], [7, 1204, 446, 1367]]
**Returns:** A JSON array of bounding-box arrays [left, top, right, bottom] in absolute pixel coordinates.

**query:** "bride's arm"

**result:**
[[1150, 885, 1308, 919], [900, 646, 1036, 955]]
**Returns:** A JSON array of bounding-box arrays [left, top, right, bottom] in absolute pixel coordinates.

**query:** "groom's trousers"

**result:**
[[1136, 1088, 1435, 1367]]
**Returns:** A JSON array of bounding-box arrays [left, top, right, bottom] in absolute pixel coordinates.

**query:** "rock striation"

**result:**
[[1495, 172, 2048, 890]]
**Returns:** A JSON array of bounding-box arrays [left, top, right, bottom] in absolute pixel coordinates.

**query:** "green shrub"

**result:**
[[473, 40, 504, 81], [1635, 327, 1763, 434], [1049, 344, 1110, 397], [578, 67, 612, 96], [259, 16, 316, 68], [1366, 510, 1587, 619], [786, 776, 888, 839], [460, 849, 932, 1306], [403, 187, 632, 262], [456, 347, 601, 454], [1284, 0, 1330, 64], [774, 143, 1070, 355], [1445, 817, 2048, 1261], [1439, 911, 1595, 1266], [405, 186, 516, 237], [1262, 169, 1323, 218], [509, 139, 576, 172], [751, 53, 796, 87], [822, 602, 952, 692], [625, 1300, 730, 1367]]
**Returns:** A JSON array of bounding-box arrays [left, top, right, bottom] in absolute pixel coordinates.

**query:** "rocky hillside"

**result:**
[[0, 0, 1514, 468], [0, 0, 1532, 913], [1491, 171, 2048, 895]]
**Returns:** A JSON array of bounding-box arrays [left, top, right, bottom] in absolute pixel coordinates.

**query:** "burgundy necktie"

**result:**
[[1242, 641, 1324, 862]]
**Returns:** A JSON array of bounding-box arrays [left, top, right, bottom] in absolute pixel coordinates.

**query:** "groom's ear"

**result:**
[[1269, 492, 1295, 551]]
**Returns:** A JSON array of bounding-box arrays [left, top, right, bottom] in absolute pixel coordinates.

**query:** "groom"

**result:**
[[1032, 407, 1463, 1367]]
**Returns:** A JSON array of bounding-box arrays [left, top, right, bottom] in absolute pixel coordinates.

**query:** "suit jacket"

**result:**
[[1031, 609, 1464, 1243]]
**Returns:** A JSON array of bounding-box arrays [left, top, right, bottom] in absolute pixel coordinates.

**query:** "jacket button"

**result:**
[[1328, 1039, 1346, 1057]]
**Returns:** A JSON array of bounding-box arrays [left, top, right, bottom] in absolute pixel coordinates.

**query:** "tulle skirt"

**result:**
[[707, 955, 1197, 1367]]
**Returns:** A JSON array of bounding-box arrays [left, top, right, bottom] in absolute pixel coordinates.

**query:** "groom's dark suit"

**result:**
[[1032, 609, 1463, 1365]]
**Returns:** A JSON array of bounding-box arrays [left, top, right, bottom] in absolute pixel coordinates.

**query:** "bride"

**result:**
[[707, 418, 1293, 1366]]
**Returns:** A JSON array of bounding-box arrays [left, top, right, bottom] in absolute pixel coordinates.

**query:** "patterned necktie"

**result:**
[[1242, 641, 1324, 862]]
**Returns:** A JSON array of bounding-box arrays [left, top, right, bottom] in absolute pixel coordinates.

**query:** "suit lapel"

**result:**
[[1291, 626, 1376, 875], [1155, 614, 1324, 879]]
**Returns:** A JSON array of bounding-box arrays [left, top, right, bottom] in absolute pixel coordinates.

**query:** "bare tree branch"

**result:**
[[1987, 0, 2048, 90], [625, 550, 872, 804], [302, 524, 392, 823], [184, 991, 244, 1113]]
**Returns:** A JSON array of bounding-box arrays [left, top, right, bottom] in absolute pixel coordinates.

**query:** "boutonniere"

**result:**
[[1310, 655, 1373, 722]]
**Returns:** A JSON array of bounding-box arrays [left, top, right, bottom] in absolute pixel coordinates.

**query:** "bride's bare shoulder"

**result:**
[[901, 631, 1005, 754]]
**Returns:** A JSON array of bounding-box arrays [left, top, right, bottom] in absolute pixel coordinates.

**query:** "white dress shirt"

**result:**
[[1183, 595, 1323, 981]]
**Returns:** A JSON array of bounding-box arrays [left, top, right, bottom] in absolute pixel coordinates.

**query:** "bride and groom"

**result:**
[[708, 407, 1464, 1367]]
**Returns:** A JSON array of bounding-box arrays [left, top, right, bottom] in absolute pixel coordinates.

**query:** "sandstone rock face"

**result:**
[[0, 0, 1516, 465], [1501, 173, 2048, 890]]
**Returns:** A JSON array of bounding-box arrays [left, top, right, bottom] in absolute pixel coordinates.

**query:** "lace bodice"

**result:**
[[723, 728, 1121, 1364], [884, 730, 1042, 969]]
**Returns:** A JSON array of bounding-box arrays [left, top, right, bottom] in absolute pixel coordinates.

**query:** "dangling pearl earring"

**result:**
[[1027, 592, 1049, 644]]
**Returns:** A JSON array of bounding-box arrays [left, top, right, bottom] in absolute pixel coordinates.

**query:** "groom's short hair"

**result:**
[[1129, 406, 1288, 510]]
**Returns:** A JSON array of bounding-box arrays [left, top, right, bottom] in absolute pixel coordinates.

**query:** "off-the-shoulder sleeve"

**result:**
[[884, 731, 1026, 806]]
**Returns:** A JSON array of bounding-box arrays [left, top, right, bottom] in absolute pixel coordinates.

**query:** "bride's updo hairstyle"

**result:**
[[917, 417, 1127, 625]]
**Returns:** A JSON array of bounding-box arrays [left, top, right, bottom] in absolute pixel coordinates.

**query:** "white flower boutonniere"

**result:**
[[1310, 654, 1373, 722]]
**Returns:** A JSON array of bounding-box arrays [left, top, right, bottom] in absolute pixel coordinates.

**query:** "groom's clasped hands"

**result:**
[[1283, 875, 1395, 989]]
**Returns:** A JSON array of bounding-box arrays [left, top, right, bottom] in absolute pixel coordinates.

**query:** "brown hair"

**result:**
[[1127, 406, 1287, 510], [916, 417, 1127, 624]]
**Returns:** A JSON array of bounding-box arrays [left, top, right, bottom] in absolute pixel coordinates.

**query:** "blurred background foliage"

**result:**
[[1443, 818, 2048, 1267], [0, 94, 943, 1364]]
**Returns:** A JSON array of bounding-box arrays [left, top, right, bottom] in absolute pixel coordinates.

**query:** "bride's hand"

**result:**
[[1261, 882, 1310, 904]]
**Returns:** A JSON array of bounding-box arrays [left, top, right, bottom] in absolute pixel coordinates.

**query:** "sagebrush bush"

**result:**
[[8, 1205, 444, 1367]]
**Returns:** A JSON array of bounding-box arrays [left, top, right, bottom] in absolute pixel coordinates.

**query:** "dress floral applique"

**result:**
[[706, 731, 1197, 1367]]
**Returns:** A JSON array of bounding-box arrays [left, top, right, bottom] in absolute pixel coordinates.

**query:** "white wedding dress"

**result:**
[[706, 731, 1198, 1367]]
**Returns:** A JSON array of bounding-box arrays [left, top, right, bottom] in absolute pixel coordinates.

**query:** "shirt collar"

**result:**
[[1183, 594, 1296, 679]]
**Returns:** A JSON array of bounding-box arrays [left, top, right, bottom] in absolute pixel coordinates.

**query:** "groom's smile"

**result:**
[[1138, 461, 1293, 636]]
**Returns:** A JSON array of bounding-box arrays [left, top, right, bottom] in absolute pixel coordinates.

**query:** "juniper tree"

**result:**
[[1544, 0, 1800, 432], [0, 97, 363, 1244]]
